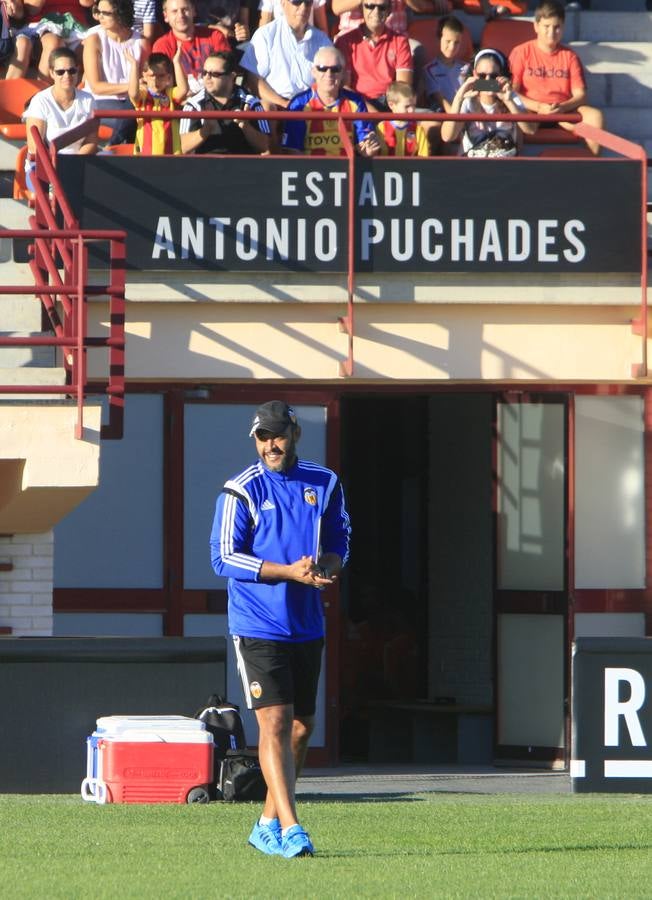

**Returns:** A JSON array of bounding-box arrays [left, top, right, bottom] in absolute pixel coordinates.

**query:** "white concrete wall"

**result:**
[[0, 532, 53, 636], [87, 301, 649, 384]]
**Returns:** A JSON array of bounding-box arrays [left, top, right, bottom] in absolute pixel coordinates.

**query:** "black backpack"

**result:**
[[194, 695, 266, 802], [195, 695, 246, 757], [219, 749, 267, 803]]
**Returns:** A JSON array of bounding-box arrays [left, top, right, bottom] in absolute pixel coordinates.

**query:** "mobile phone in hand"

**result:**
[[470, 78, 502, 93]]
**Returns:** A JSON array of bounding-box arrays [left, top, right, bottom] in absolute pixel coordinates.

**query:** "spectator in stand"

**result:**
[[127, 48, 188, 154], [239, 0, 332, 111], [376, 80, 428, 156], [420, 14, 469, 151], [180, 50, 270, 154], [82, 0, 149, 144], [195, 0, 249, 34], [193, 0, 250, 60], [132, 0, 162, 41], [1, 0, 20, 73], [1, 0, 23, 74], [23, 46, 97, 190], [332, 0, 448, 40], [508, 0, 603, 155], [422, 15, 468, 111], [6, 0, 92, 80], [153, 0, 231, 94], [451, 0, 528, 19], [282, 46, 380, 156], [257, 0, 327, 36], [335, 0, 412, 110], [441, 47, 536, 156]]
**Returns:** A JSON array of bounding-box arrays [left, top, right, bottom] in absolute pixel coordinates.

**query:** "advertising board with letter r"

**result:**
[[572, 637, 652, 793]]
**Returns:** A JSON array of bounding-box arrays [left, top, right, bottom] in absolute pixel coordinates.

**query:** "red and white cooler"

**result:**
[[81, 716, 214, 804]]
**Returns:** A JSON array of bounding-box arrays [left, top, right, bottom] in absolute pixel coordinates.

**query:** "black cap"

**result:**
[[249, 401, 297, 437]]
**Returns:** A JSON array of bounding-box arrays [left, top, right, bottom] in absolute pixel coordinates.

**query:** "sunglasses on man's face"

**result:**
[[287, 0, 313, 6], [363, 3, 389, 11], [315, 64, 342, 73], [201, 69, 231, 77], [53, 67, 78, 75]]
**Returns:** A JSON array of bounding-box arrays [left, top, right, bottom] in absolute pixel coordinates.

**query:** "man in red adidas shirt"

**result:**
[[153, 0, 230, 93], [508, 0, 603, 155]]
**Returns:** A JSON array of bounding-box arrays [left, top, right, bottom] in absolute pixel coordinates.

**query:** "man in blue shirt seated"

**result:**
[[282, 45, 381, 156], [210, 400, 351, 859]]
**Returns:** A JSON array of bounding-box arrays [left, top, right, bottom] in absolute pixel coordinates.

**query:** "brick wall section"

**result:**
[[0, 532, 54, 636]]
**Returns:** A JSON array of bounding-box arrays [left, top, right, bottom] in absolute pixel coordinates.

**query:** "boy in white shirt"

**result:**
[[421, 16, 470, 153]]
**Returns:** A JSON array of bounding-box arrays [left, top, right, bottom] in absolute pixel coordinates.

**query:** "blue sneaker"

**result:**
[[248, 819, 282, 856], [281, 824, 314, 858]]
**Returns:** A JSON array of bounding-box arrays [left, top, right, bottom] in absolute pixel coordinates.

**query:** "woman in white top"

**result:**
[[82, 0, 149, 144], [441, 48, 536, 156], [23, 46, 97, 190]]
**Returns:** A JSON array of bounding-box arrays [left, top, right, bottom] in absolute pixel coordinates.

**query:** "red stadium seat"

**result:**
[[0, 77, 48, 141], [536, 145, 593, 157], [455, 0, 527, 16], [407, 16, 474, 65], [480, 17, 533, 57], [104, 143, 137, 155], [13, 144, 34, 204], [524, 128, 581, 145]]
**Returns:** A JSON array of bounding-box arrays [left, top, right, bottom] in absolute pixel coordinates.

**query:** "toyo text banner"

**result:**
[[57, 156, 642, 273]]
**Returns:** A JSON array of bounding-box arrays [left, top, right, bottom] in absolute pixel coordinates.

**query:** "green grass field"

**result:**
[[1, 793, 651, 898]]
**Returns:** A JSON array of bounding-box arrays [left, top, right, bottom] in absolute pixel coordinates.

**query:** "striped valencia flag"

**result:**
[[134, 88, 182, 156]]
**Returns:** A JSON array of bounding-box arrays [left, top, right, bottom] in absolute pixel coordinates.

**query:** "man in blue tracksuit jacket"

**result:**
[[210, 400, 351, 859]]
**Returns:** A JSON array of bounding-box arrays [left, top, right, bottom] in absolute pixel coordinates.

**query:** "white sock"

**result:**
[[259, 815, 275, 826], [281, 823, 299, 837]]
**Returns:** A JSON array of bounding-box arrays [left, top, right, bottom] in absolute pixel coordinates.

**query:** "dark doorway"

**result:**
[[337, 393, 496, 765], [338, 395, 430, 761]]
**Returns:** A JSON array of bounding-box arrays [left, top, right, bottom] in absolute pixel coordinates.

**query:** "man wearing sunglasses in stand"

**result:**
[[335, 0, 412, 110], [180, 50, 270, 153], [240, 0, 331, 113], [282, 46, 380, 156]]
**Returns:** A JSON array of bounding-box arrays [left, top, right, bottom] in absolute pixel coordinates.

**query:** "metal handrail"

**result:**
[[0, 126, 126, 439]]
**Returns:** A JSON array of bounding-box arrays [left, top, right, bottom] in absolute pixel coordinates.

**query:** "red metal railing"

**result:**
[[0, 126, 126, 438]]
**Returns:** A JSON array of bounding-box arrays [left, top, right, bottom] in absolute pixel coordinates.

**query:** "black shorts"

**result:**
[[233, 636, 324, 716]]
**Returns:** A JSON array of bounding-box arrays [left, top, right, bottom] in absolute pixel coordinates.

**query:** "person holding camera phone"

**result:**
[[440, 47, 536, 157]]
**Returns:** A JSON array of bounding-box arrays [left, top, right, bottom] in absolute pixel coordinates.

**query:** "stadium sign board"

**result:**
[[58, 156, 642, 274]]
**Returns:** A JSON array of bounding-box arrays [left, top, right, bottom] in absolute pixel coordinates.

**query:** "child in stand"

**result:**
[[376, 82, 429, 157], [422, 16, 469, 113], [126, 47, 188, 155], [420, 15, 470, 153]]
